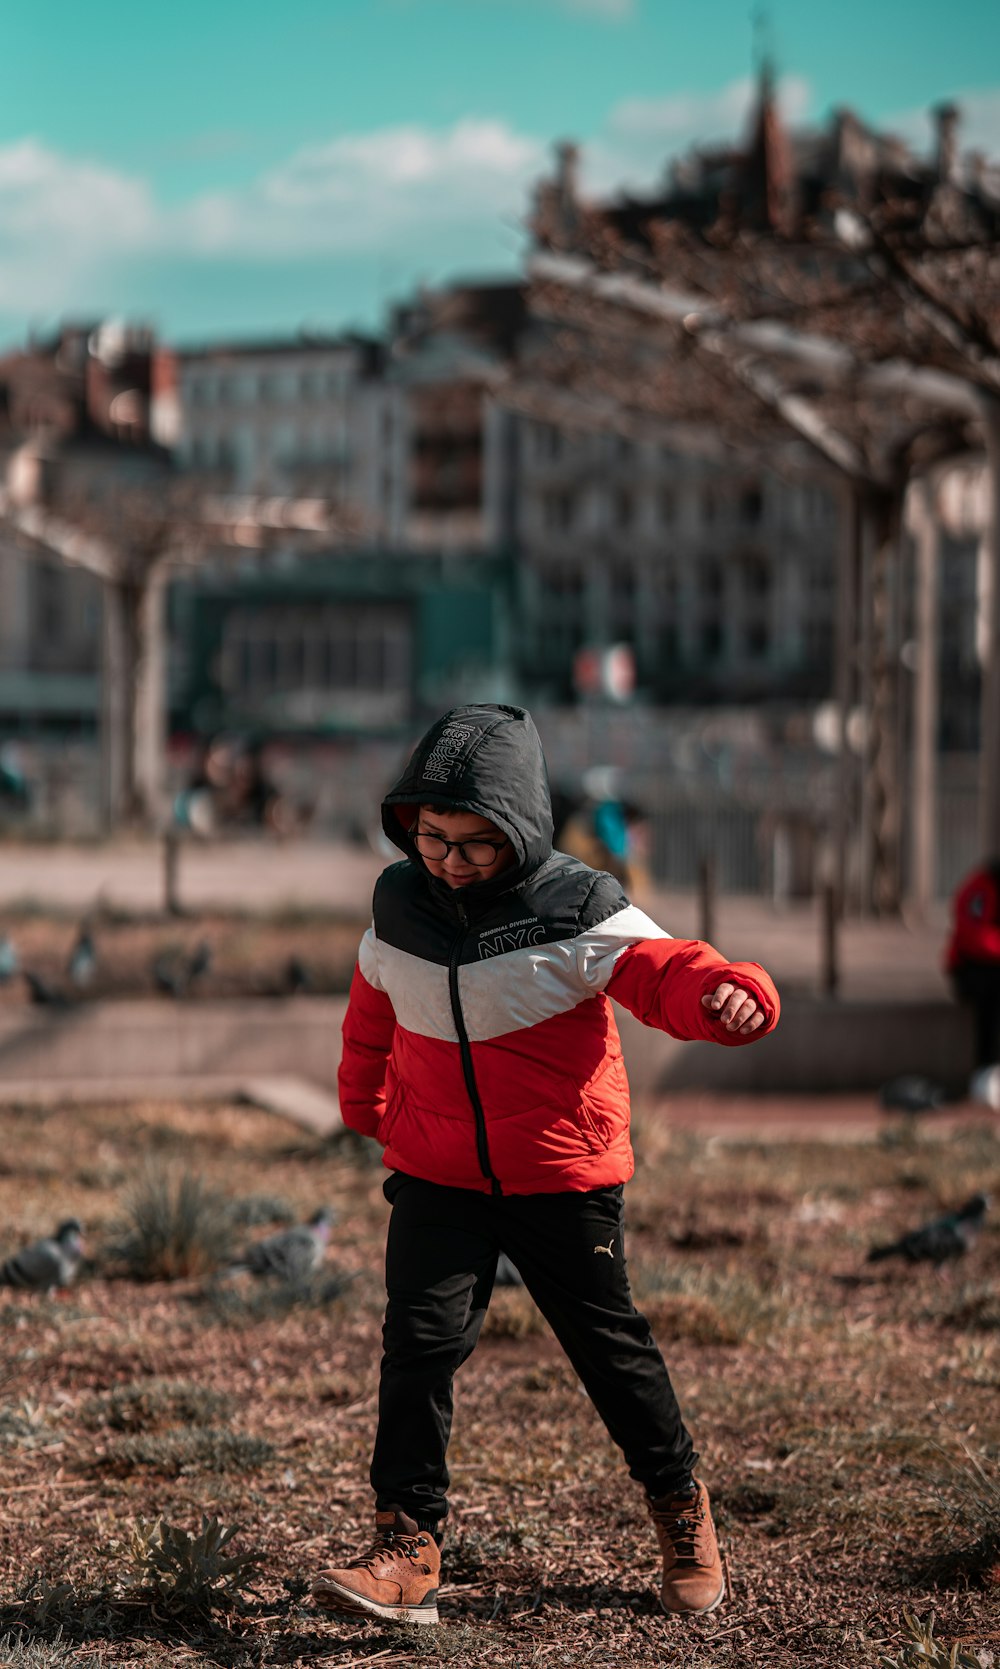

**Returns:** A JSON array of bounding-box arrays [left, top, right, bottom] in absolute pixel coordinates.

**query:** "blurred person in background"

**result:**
[[556, 766, 648, 893], [946, 857, 1000, 1073], [0, 742, 32, 814]]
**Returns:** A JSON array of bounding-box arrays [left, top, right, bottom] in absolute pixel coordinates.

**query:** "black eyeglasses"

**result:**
[[414, 831, 509, 866]]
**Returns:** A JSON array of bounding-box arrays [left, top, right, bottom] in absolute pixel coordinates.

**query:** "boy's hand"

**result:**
[[701, 983, 766, 1035]]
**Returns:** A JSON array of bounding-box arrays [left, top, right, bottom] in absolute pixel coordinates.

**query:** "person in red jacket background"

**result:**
[[312, 704, 780, 1628], [946, 858, 1000, 1071]]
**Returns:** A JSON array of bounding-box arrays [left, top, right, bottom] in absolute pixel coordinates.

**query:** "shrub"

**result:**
[[111, 1165, 235, 1280], [127, 1515, 260, 1611], [879, 1611, 984, 1667], [82, 1377, 230, 1433], [103, 1428, 274, 1477]]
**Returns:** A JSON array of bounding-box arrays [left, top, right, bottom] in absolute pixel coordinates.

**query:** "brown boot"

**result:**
[[311, 1508, 440, 1625], [648, 1480, 725, 1616]]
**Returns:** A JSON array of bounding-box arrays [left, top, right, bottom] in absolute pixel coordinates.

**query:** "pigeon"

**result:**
[[227, 1207, 335, 1282], [153, 941, 211, 998], [0, 1219, 85, 1293], [66, 927, 97, 989], [867, 1193, 991, 1267], [495, 1251, 524, 1287], [285, 955, 313, 995], [153, 948, 187, 998], [877, 1074, 948, 1114], [187, 940, 212, 986], [23, 969, 70, 1008], [0, 934, 19, 984]]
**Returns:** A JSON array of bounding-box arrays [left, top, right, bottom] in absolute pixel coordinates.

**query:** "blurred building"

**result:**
[[171, 546, 515, 738], [169, 332, 387, 520]]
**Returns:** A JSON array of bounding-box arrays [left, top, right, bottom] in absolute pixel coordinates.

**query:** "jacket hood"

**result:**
[[382, 704, 554, 887]]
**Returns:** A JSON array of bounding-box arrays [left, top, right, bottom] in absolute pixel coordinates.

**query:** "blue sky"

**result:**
[[2, 0, 998, 349]]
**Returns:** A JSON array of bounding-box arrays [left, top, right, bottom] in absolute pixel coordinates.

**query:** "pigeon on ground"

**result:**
[[66, 927, 97, 989], [153, 941, 211, 998], [0, 935, 19, 984], [153, 948, 187, 997], [23, 969, 70, 1008], [187, 941, 212, 986], [0, 1219, 85, 1293], [867, 1193, 991, 1267], [495, 1251, 524, 1287], [227, 1207, 336, 1281], [285, 955, 313, 995], [877, 1074, 948, 1113]]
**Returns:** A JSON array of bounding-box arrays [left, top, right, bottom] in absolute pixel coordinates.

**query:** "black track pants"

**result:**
[[370, 1173, 698, 1531]]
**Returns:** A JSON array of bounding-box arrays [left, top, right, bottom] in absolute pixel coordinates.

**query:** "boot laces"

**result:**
[[652, 1494, 706, 1566], [347, 1528, 427, 1573]]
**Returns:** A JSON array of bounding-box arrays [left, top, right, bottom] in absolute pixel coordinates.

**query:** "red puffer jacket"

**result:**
[[946, 862, 1000, 970], [338, 704, 780, 1196]]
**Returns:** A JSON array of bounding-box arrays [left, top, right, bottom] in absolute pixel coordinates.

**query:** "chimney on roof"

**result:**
[[555, 142, 580, 213], [531, 140, 582, 249], [934, 102, 960, 185]]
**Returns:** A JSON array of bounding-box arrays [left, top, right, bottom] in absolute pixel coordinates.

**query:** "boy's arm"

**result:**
[[606, 936, 779, 1046], [338, 929, 397, 1137]]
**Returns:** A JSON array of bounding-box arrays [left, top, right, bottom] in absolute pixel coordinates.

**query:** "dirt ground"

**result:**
[[0, 1096, 997, 1668]]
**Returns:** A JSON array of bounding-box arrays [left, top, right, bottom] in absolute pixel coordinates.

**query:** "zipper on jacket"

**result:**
[[449, 895, 502, 1196]]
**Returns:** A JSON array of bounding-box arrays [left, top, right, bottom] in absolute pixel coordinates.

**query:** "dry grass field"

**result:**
[[0, 1096, 997, 1668]]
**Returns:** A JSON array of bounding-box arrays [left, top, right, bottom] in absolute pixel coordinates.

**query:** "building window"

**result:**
[[700, 621, 723, 659], [612, 490, 634, 529], [746, 621, 770, 658], [699, 559, 723, 599], [743, 556, 770, 597], [700, 488, 717, 525], [658, 623, 679, 660], [658, 490, 675, 524], [611, 563, 634, 598], [543, 491, 575, 532], [741, 488, 763, 524]]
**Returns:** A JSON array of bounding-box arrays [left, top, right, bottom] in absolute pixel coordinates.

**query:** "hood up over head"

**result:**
[[382, 705, 554, 887]]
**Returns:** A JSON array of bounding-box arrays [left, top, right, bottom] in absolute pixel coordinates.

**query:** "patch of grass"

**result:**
[[0, 1628, 73, 1666], [920, 1446, 1000, 1591], [395, 1621, 490, 1658], [195, 1269, 353, 1325], [480, 1288, 546, 1339], [110, 1165, 235, 1280], [82, 1377, 231, 1432], [0, 1399, 53, 1451], [633, 1258, 793, 1345], [101, 1427, 274, 1477], [937, 1285, 1000, 1333], [879, 1610, 984, 1666], [226, 1193, 297, 1228]]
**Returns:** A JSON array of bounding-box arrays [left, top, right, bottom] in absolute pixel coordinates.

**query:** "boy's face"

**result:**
[[413, 807, 515, 889]]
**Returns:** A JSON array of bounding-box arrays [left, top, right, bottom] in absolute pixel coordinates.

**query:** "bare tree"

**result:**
[[0, 463, 364, 831]]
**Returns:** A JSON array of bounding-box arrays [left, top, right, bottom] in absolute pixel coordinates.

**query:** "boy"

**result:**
[[313, 704, 779, 1626]]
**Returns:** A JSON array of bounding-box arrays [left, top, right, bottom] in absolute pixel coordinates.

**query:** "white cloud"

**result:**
[[0, 79, 831, 330], [172, 118, 545, 259], [588, 74, 814, 192], [0, 138, 156, 311]]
